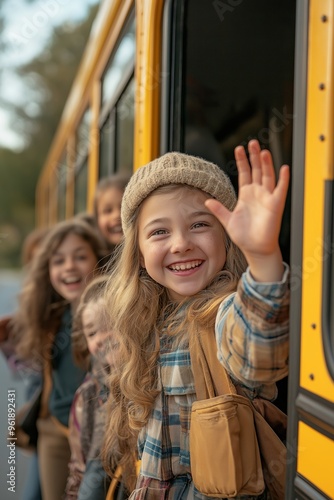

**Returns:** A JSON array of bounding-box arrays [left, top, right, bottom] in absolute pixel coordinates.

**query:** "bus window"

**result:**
[[57, 152, 67, 221], [101, 15, 135, 105], [99, 110, 116, 178], [73, 107, 91, 214], [46, 182, 53, 226], [115, 77, 135, 174], [99, 13, 135, 178], [74, 159, 88, 214], [77, 107, 92, 164], [181, 0, 295, 181]]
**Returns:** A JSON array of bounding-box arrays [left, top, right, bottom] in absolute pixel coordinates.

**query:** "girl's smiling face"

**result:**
[[96, 187, 124, 246], [49, 233, 98, 306], [138, 186, 227, 302], [82, 301, 111, 357]]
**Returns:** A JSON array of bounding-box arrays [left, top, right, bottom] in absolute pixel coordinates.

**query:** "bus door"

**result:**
[[288, 1, 334, 498]]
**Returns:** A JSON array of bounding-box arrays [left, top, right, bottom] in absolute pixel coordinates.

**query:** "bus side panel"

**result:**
[[295, 0, 334, 497]]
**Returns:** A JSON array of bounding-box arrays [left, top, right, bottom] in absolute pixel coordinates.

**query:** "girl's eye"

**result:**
[[51, 259, 64, 266], [76, 254, 87, 261], [151, 229, 167, 236], [192, 222, 208, 229]]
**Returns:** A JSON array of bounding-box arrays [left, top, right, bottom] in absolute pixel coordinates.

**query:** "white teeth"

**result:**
[[170, 261, 201, 271], [63, 277, 80, 284], [109, 225, 122, 234]]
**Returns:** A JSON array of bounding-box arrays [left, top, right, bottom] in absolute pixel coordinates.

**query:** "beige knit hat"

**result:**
[[121, 152, 236, 232]]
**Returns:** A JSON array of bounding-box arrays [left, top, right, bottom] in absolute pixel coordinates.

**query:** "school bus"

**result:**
[[36, 0, 334, 498]]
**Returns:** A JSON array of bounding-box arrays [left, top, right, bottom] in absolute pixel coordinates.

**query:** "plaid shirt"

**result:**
[[65, 360, 110, 499], [132, 266, 289, 499]]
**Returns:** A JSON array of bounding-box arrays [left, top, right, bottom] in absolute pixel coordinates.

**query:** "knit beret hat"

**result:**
[[121, 152, 236, 232]]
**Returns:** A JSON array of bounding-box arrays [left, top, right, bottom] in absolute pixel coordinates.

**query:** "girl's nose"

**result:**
[[97, 336, 104, 348], [111, 207, 121, 220], [170, 231, 193, 253], [64, 257, 75, 269], [95, 332, 106, 350]]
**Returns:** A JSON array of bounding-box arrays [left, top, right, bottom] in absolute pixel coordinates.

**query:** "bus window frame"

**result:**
[[160, 0, 186, 155]]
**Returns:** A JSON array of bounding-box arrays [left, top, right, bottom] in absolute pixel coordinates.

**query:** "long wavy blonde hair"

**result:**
[[102, 185, 247, 489], [13, 218, 107, 364]]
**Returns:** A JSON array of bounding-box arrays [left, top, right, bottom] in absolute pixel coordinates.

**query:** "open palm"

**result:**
[[205, 140, 290, 260]]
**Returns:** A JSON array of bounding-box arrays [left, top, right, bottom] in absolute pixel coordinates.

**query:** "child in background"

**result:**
[[0, 226, 49, 371], [102, 140, 290, 499], [93, 174, 131, 253], [13, 218, 107, 500], [65, 275, 115, 500]]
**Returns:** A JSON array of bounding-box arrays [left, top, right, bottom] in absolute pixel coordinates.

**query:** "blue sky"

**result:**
[[0, 0, 99, 150]]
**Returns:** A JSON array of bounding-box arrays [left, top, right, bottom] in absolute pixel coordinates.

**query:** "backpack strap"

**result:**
[[190, 326, 236, 401]]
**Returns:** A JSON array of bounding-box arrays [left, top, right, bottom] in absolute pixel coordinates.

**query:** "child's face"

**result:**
[[49, 233, 98, 305], [138, 187, 226, 302], [102, 337, 119, 373], [82, 302, 111, 357], [97, 187, 124, 246]]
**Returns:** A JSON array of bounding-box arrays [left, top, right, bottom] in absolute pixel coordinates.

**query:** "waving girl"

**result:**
[[103, 140, 290, 499]]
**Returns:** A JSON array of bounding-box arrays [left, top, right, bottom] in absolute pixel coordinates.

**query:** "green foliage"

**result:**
[[0, 3, 99, 268], [0, 148, 34, 267]]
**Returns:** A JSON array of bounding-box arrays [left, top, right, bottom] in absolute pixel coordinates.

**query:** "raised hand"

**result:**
[[205, 140, 290, 282]]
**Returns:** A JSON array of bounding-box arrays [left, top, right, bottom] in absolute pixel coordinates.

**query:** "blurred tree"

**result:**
[[0, 5, 6, 91], [0, 3, 99, 268], [0, 0, 40, 110], [10, 5, 99, 154]]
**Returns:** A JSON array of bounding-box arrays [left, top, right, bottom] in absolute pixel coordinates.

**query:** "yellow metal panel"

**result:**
[[134, 0, 164, 169], [297, 422, 334, 498], [301, 0, 334, 400], [87, 81, 101, 213]]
